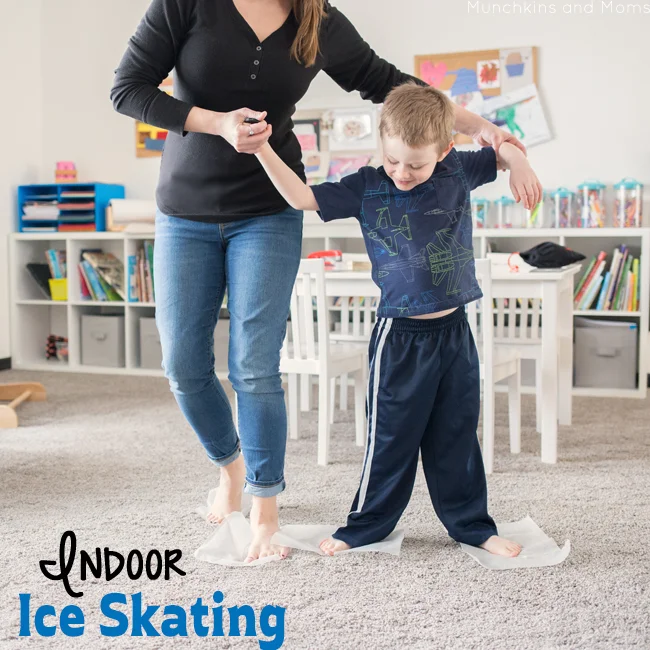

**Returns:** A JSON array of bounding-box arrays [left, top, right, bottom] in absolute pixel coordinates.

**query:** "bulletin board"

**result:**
[[414, 47, 550, 148]]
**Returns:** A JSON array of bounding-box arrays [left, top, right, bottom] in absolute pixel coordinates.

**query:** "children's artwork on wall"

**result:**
[[477, 59, 500, 90], [135, 76, 173, 158], [327, 108, 378, 152], [414, 47, 550, 147], [482, 84, 551, 148], [327, 155, 372, 183], [303, 150, 330, 179], [294, 119, 321, 152], [499, 47, 534, 93]]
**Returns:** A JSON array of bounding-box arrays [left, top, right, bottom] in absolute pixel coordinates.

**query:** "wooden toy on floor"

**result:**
[[0, 383, 47, 429]]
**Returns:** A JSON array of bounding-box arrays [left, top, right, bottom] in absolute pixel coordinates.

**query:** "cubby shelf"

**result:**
[[9, 228, 649, 397]]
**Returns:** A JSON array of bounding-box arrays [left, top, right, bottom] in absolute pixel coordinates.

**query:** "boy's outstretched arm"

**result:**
[[256, 143, 319, 211], [497, 142, 543, 210]]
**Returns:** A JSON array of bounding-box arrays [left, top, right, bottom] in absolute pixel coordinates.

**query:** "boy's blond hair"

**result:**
[[379, 83, 455, 152]]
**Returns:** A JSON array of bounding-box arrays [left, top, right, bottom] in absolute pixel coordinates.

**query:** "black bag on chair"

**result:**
[[519, 242, 586, 269]]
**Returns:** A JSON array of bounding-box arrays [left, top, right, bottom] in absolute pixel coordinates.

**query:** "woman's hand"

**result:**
[[474, 121, 526, 158], [217, 108, 272, 154]]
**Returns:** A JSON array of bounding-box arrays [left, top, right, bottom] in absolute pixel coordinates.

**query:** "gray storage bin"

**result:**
[[81, 314, 125, 367], [574, 318, 637, 389], [140, 317, 162, 370]]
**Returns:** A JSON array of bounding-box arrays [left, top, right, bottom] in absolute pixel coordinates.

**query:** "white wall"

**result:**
[[302, 0, 650, 201], [3, 2, 649, 361], [40, 0, 650, 200], [41, 0, 159, 199], [0, 0, 43, 359]]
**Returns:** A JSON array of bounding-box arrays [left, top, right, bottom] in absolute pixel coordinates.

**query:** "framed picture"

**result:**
[[294, 118, 321, 152], [327, 108, 378, 152], [303, 150, 330, 179]]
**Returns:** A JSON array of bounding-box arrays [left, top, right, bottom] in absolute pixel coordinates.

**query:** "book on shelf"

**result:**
[[81, 260, 107, 300], [332, 296, 379, 308], [77, 249, 124, 302], [573, 251, 606, 305], [45, 249, 66, 279], [78, 265, 92, 300], [574, 245, 640, 312], [128, 241, 155, 303], [81, 251, 125, 301]]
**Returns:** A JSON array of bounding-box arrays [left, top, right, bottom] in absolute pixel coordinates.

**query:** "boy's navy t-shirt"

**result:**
[[311, 147, 497, 318]]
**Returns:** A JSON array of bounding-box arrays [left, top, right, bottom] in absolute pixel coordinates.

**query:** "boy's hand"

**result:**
[[497, 143, 542, 210], [509, 160, 542, 210]]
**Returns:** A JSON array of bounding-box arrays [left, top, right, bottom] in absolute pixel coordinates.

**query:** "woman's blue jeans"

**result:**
[[154, 208, 303, 497]]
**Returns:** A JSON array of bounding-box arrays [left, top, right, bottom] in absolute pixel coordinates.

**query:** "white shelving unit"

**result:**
[[9, 232, 230, 380], [303, 218, 650, 399], [9, 227, 650, 398]]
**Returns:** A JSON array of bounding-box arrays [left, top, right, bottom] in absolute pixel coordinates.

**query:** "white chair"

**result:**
[[493, 295, 544, 434], [467, 259, 521, 474], [487, 253, 570, 433], [328, 253, 376, 412], [329, 300, 377, 414], [298, 253, 376, 414], [280, 259, 368, 466]]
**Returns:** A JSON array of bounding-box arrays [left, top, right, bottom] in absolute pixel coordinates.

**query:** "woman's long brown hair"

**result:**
[[290, 0, 326, 67]]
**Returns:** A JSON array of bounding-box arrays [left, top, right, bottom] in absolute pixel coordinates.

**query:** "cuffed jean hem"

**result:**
[[244, 478, 286, 498], [207, 443, 241, 468]]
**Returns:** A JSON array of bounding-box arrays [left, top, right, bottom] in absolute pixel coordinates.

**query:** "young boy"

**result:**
[[256, 83, 541, 558]]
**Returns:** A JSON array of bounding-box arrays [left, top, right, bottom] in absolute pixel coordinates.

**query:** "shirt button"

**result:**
[[254, 60, 260, 65], [256, 45, 262, 51], [251, 74, 257, 79]]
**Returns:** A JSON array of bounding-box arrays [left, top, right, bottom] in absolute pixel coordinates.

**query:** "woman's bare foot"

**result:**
[[480, 535, 522, 557], [206, 454, 246, 525], [319, 537, 350, 556], [246, 496, 289, 563]]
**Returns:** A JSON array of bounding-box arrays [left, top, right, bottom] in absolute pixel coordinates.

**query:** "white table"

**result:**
[[488, 264, 581, 464], [324, 263, 582, 464]]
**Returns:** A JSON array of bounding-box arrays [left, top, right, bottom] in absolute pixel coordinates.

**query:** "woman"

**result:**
[[111, 0, 526, 563]]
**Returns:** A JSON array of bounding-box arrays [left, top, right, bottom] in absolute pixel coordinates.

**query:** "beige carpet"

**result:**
[[1, 369, 649, 649]]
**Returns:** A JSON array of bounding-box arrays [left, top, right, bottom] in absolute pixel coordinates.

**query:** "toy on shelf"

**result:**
[[307, 250, 342, 270], [551, 188, 575, 228], [471, 198, 491, 229], [494, 196, 519, 228], [577, 180, 606, 228], [55, 161, 77, 183], [46, 335, 68, 362], [614, 178, 643, 228]]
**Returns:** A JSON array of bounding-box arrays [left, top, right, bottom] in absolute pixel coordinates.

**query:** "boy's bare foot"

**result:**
[[246, 496, 289, 563], [319, 537, 351, 556], [206, 454, 246, 525], [479, 535, 522, 557]]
